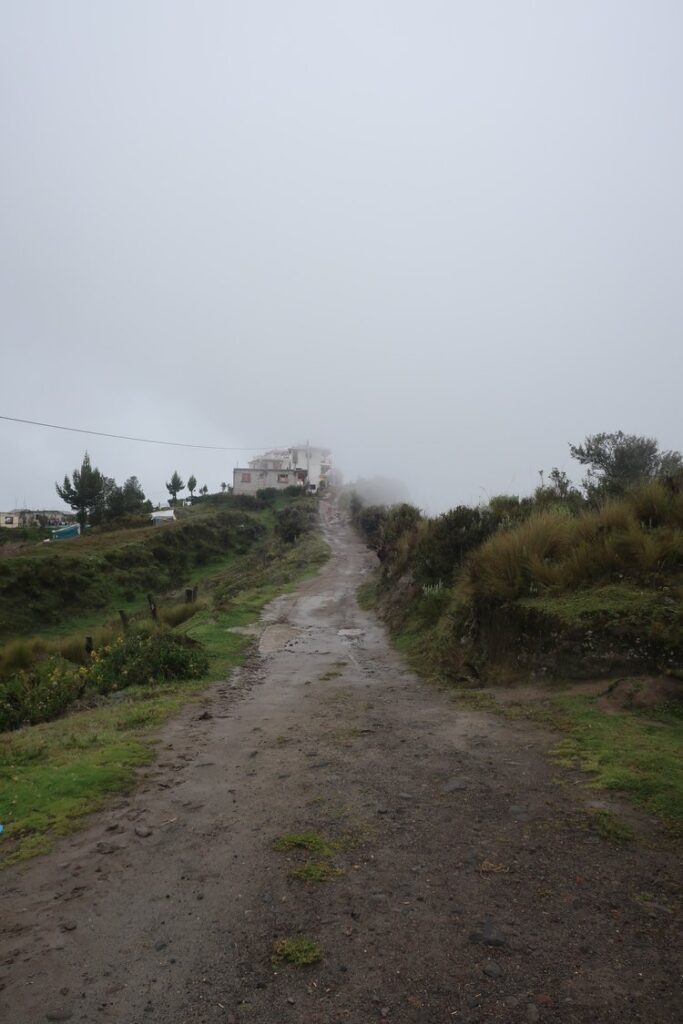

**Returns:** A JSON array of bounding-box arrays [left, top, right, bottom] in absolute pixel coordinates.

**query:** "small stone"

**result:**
[[61, 921, 77, 932], [483, 960, 503, 978], [154, 941, 167, 952], [95, 842, 125, 855], [443, 779, 467, 793], [196, 710, 213, 720], [398, 792, 414, 800], [286, 997, 295, 1005], [135, 826, 153, 839], [469, 920, 506, 947], [527, 1004, 540, 1023], [380, 1008, 390, 1018], [46, 1012, 73, 1022]]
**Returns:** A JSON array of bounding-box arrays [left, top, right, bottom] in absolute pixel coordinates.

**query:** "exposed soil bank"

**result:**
[[1, 502, 681, 1023]]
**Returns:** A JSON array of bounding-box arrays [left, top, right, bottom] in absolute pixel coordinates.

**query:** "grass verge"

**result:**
[[551, 695, 683, 834], [450, 688, 683, 835]]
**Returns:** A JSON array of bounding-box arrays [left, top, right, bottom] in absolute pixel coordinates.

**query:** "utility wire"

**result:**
[[0, 414, 274, 452]]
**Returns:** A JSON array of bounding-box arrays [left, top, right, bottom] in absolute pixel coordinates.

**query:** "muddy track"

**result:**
[[1, 502, 681, 1023]]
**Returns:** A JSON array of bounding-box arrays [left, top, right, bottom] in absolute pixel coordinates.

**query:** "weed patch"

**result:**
[[288, 860, 343, 882], [272, 936, 322, 966], [273, 830, 336, 857], [587, 809, 635, 843]]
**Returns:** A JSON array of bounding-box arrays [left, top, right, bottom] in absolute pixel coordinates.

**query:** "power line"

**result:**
[[0, 414, 275, 452]]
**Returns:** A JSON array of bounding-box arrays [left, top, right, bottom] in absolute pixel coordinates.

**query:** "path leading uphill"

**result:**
[[2, 502, 681, 1023]]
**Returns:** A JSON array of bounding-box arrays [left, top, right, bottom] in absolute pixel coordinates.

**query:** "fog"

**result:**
[[1, 2, 682, 514]]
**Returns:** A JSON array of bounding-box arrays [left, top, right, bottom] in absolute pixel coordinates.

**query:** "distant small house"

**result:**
[[150, 509, 175, 526]]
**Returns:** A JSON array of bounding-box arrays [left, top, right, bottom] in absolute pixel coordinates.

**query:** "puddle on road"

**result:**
[[259, 623, 301, 654]]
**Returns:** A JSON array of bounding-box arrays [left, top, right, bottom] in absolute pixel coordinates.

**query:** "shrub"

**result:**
[[414, 506, 497, 585], [256, 487, 280, 503], [0, 656, 83, 731], [159, 602, 206, 628], [376, 503, 422, 569], [354, 505, 387, 551], [87, 630, 209, 693], [275, 505, 314, 544]]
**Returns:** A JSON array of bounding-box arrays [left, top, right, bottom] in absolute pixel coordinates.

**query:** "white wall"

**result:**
[[232, 467, 301, 495], [289, 447, 330, 489]]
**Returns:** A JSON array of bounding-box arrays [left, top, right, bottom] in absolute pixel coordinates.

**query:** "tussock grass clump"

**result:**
[[461, 487, 683, 603], [159, 600, 207, 628], [461, 512, 572, 601]]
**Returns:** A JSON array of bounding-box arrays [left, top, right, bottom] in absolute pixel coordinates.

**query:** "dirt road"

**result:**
[[2, 502, 681, 1023]]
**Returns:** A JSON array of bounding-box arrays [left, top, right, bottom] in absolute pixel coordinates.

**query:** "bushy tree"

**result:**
[[166, 471, 185, 504], [104, 476, 149, 520], [569, 432, 683, 497], [55, 452, 104, 532], [415, 506, 497, 585], [200, 484, 209, 495], [187, 475, 197, 498]]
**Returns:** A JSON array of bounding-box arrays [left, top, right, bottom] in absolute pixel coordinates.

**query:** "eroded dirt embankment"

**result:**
[[1, 501, 681, 1024]]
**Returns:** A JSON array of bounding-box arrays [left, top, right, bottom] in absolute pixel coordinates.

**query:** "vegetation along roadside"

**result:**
[[349, 431, 683, 836], [0, 493, 328, 867]]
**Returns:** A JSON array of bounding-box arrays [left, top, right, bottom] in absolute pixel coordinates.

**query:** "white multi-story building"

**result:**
[[232, 445, 332, 495]]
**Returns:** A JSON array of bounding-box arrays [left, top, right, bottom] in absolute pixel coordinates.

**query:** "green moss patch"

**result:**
[[273, 830, 336, 857], [272, 936, 322, 966]]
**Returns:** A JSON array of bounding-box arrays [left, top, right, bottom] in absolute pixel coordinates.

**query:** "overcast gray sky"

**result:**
[[1, 1, 681, 513]]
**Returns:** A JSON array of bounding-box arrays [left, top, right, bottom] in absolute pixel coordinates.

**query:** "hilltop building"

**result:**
[[232, 445, 332, 496]]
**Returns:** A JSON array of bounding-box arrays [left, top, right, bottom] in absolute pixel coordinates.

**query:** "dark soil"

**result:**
[[1, 502, 681, 1023]]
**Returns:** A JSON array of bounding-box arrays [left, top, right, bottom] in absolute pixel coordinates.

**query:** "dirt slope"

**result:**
[[1, 501, 681, 1023]]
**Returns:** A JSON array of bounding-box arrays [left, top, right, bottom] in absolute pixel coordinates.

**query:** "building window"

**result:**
[[241, 472, 252, 483], [4, 516, 13, 525], [278, 473, 289, 483]]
